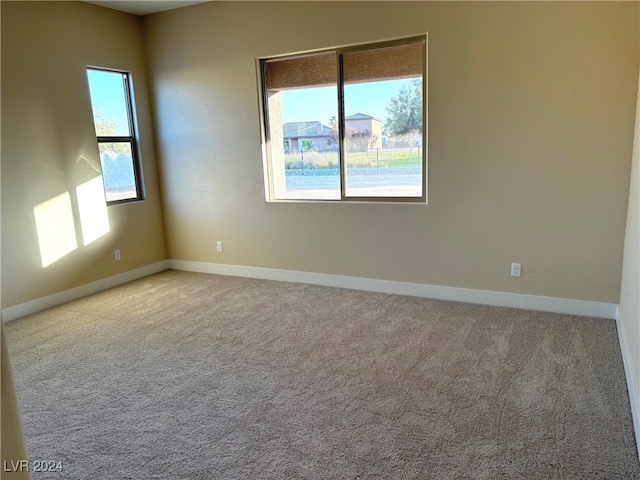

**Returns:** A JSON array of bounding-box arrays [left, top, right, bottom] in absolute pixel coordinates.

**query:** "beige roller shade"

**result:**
[[265, 38, 424, 90], [266, 52, 336, 90], [343, 41, 424, 84]]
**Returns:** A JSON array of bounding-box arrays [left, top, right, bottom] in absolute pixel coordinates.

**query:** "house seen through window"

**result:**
[[261, 36, 426, 202], [87, 67, 144, 204]]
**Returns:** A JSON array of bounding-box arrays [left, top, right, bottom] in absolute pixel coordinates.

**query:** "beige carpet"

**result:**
[[5, 270, 640, 479]]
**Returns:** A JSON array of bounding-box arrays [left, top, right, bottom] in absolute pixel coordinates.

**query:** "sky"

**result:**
[[86, 69, 130, 136], [281, 78, 417, 125], [88, 68, 419, 131]]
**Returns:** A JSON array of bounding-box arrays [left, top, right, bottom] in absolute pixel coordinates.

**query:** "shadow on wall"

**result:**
[[33, 160, 110, 268]]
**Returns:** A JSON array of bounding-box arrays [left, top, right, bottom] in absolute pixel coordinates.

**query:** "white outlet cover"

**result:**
[[511, 263, 521, 277]]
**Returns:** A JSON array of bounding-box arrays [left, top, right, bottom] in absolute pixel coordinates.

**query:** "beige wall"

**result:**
[[144, 1, 638, 303], [2, 1, 636, 307], [619, 6, 640, 430], [1, 5, 30, 472], [1, 322, 31, 480], [1, 2, 167, 308], [1, 1, 636, 472]]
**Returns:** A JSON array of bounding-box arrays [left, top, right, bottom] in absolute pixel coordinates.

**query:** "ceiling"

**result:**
[[83, 1, 211, 16]]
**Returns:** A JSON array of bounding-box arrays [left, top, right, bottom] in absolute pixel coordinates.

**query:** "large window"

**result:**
[[87, 68, 144, 204], [260, 36, 426, 202]]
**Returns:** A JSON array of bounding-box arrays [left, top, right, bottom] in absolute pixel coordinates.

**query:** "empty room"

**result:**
[[2, 1, 640, 478]]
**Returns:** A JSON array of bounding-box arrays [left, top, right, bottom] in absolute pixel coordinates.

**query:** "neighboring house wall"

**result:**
[[1, 2, 167, 308], [346, 117, 383, 149], [371, 120, 383, 149], [303, 137, 332, 150], [287, 136, 332, 151], [144, 1, 638, 304], [346, 118, 372, 133], [284, 121, 334, 151]]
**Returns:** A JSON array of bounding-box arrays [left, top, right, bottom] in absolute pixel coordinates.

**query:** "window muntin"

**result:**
[[87, 68, 143, 204], [261, 36, 426, 202]]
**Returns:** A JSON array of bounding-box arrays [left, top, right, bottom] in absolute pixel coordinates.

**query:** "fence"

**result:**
[[284, 147, 422, 173]]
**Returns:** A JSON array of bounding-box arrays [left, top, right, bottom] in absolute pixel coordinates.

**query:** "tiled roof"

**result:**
[[345, 113, 383, 122], [283, 114, 381, 138], [283, 121, 332, 138]]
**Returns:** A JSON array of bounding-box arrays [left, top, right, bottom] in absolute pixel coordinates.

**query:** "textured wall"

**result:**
[[1, 323, 31, 480], [143, 1, 638, 303], [1, 1, 167, 308], [619, 6, 640, 438]]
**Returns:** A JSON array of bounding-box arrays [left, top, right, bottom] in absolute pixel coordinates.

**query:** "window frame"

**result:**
[[87, 66, 145, 206], [258, 35, 427, 203]]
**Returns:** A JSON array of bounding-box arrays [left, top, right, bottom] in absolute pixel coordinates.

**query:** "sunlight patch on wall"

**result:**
[[77, 176, 110, 246], [33, 192, 78, 268]]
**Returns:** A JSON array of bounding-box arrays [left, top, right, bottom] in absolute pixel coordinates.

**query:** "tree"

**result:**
[[94, 110, 118, 136], [93, 108, 130, 155], [345, 129, 379, 153], [328, 115, 339, 146], [384, 79, 422, 137], [301, 139, 314, 151]]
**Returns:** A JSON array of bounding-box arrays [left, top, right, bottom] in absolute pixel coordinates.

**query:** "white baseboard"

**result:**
[[2, 260, 170, 323], [168, 260, 618, 319], [3, 259, 618, 322], [616, 306, 640, 460]]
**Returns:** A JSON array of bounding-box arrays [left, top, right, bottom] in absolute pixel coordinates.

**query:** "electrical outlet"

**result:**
[[511, 263, 521, 277], [114, 249, 121, 261], [216, 241, 223, 253]]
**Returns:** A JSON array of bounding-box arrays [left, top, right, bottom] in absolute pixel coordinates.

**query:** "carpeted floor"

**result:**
[[5, 270, 640, 479]]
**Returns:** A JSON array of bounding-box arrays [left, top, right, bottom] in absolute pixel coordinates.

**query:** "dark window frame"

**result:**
[[87, 67, 145, 205]]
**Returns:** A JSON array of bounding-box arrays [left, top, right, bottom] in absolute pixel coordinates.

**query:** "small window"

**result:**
[[260, 36, 426, 202], [87, 68, 144, 204]]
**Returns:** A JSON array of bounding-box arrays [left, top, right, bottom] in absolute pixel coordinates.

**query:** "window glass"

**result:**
[[261, 37, 426, 202], [342, 43, 423, 198], [87, 68, 142, 203], [87, 69, 131, 137], [264, 53, 340, 200], [97, 143, 137, 202]]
